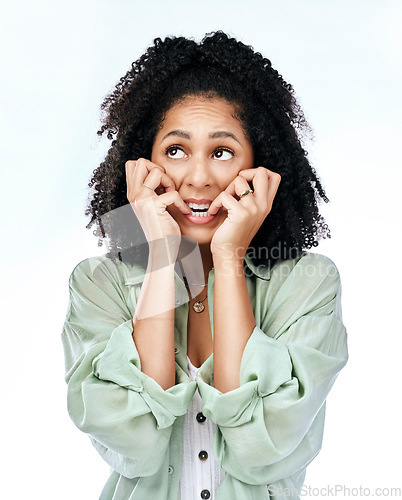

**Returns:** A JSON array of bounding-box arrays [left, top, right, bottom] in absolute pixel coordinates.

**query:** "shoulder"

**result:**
[[68, 253, 148, 299], [68, 254, 131, 291], [271, 251, 341, 286], [69, 254, 115, 282], [250, 252, 345, 330], [253, 252, 342, 315], [273, 252, 342, 312]]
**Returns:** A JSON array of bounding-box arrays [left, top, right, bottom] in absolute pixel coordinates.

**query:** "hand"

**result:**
[[125, 158, 191, 262], [207, 167, 281, 261]]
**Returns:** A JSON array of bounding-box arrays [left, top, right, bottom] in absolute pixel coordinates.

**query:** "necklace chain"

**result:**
[[187, 283, 208, 313]]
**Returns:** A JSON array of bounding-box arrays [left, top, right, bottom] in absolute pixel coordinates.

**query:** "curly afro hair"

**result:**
[[85, 31, 330, 268]]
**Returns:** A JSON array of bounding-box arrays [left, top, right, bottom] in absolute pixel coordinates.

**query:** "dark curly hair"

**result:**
[[85, 31, 330, 269]]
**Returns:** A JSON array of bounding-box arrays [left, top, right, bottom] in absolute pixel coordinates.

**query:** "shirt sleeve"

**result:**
[[197, 253, 348, 485], [61, 256, 196, 478]]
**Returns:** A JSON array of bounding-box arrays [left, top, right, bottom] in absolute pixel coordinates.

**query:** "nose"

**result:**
[[184, 155, 212, 187]]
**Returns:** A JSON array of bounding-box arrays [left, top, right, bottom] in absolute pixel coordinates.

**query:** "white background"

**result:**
[[1, 0, 401, 498]]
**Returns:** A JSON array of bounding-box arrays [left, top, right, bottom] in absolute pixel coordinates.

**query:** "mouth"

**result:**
[[184, 199, 212, 218], [183, 199, 217, 225]]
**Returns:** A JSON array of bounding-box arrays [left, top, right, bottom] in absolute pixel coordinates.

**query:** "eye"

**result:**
[[213, 148, 234, 161], [165, 146, 186, 159]]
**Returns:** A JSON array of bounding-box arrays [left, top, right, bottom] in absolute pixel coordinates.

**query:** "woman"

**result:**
[[62, 32, 348, 499]]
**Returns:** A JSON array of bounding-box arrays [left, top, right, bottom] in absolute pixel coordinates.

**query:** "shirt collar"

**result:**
[[124, 253, 271, 285], [243, 253, 272, 281]]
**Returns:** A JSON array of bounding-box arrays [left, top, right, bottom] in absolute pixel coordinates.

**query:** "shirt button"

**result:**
[[167, 465, 174, 475], [175, 299, 181, 306], [198, 450, 208, 461], [201, 490, 211, 499], [174, 347, 180, 355], [196, 412, 206, 423]]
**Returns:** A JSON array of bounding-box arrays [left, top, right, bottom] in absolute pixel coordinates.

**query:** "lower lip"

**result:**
[[183, 213, 217, 224]]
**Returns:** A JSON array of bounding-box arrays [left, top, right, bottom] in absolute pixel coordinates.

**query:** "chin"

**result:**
[[179, 227, 214, 246], [171, 209, 225, 246]]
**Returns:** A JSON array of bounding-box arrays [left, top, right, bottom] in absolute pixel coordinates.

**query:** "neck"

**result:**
[[198, 242, 213, 283], [177, 239, 213, 295]]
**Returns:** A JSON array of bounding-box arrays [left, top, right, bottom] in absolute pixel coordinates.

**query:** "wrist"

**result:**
[[148, 236, 180, 269], [147, 253, 176, 275], [213, 255, 245, 279], [211, 243, 247, 263]]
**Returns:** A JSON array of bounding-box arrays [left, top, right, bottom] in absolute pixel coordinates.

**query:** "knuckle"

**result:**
[[239, 208, 249, 219], [150, 166, 165, 180], [125, 160, 135, 170], [147, 168, 159, 180], [150, 163, 162, 172], [136, 158, 147, 168], [249, 205, 258, 216]]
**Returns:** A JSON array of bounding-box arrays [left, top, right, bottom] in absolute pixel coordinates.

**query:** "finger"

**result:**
[[221, 174, 236, 195], [125, 160, 138, 191], [208, 191, 246, 216], [125, 158, 166, 185], [239, 167, 281, 207], [130, 171, 175, 203], [143, 167, 176, 195], [266, 171, 281, 206], [155, 191, 192, 215], [127, 160, 173, 201], [129, 158, 168, 196], [237, 168, 267, 204], [232, 176, 257, 204]]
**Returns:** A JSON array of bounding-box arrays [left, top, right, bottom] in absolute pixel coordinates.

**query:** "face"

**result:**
[[151, 95, 254, 245]]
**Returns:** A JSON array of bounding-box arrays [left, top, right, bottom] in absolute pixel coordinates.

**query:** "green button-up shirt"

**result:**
[[61, 251, 348, 499]]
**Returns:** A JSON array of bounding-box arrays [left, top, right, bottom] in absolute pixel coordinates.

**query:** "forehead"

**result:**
[[160, 96, 243, 132]]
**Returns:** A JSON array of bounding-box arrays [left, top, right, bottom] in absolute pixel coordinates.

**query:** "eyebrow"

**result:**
[[210, 131, 242, 146], [160, 129, 243, 147]]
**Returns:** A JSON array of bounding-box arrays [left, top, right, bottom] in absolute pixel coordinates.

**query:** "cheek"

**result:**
[[164, 167, 180, 190], [150, 147, 159, 163], [219, 170, 241, 189], [150, 149, 178, 187]]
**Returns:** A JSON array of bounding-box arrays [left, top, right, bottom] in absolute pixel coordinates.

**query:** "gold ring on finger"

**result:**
[[239, 188, 254, 198]]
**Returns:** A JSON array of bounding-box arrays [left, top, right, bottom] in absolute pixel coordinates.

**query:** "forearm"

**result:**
[[132, 253, 176, 391], [213, 257, 256, 393]]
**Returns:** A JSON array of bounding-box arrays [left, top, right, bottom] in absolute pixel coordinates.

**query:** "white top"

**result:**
[[178, 356, 226, 500]]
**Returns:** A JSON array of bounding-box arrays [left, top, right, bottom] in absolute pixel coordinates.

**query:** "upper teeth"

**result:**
[[187, 202, 210, 210]]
